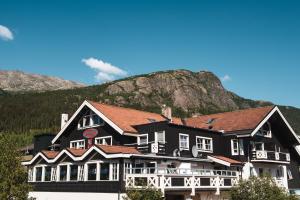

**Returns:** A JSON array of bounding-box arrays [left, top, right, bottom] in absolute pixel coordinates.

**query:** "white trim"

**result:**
[[207, 156, 231, 167], [179, 133, 189, 150], [22, 146, 134, 165], [251, 106, 300, 144], [52, 101, 125, 144], [137, 134, 148, 145], [195, 136, 213, 153], [95, 136, 113, 145], [250, 160, 290, 164]]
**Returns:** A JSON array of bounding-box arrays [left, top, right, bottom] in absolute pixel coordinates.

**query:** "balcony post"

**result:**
[[191, 175, 195, 196], [215, 175, 220, 195], [160, 175, 165, 197]]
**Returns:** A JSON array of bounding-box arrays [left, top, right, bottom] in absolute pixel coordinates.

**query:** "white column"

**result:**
[[67, 165, 70, 181], [41, 166, 45, 182], [282, 165, 288, 189], [96, 163, 100, 181]]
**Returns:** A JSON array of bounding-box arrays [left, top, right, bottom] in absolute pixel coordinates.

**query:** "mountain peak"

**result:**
[[0, 70, 85, 92]]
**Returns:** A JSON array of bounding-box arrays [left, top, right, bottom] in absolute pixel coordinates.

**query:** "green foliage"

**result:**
[[230, 176, 298, 200], [0, 135, 31, 200], [123, 188, 164, 200]]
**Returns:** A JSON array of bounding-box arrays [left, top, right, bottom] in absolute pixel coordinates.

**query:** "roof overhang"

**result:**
[[207, 156, 243, 167], [22, 145, 136, 166]]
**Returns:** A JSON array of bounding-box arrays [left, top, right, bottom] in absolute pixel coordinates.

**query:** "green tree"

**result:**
[[0, 134, 31, 200], [230, 176, 298, 200], [123, 187, 164, 200]]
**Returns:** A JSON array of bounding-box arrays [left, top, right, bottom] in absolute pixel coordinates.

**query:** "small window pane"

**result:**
[[88, 163, 97, 180], [70, 165, 78, 181], [100, 163, 110, 180], [44, 166, 52, 182], [59, 165, 68, 181], [35, 167, 43, 182]]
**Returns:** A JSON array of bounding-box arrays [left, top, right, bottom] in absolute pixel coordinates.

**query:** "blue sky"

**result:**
[[0, 0, 300, 108]]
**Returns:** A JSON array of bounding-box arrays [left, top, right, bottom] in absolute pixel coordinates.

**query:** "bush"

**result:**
[[230, 176, 298, 200], [123, 187, 164, 200]]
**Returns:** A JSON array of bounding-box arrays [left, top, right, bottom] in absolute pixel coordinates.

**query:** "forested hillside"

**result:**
[[0, 70, 299, 147]]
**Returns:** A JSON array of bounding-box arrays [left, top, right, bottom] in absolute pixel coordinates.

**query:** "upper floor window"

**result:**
[[231, 139, 244, 155], [257, 122, 272, 138], [78, 110, 104, 129], [137, 134, 148, 145], [95, 136, 112, 145], [44, 166, 52, 182], [179, 133, 189, 150], [252, 142, 264, 151], [196, 136, 213, 152], [155, 131, 165, 144], [35, 167, 43, 182], [70, 139, 85, 149]]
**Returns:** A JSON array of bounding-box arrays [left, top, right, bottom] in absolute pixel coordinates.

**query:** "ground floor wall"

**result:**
[[29, 192, 126, 200]]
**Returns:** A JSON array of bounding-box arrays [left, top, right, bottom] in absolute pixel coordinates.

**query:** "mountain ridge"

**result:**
[[0, 70, 85, 92]]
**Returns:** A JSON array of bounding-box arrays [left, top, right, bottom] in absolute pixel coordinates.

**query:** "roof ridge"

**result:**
[[88, 100, 165, 117], [187, 105, 275, 119]]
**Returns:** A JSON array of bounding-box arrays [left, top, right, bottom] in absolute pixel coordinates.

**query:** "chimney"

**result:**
[[61, 114, 69, 129], [161, 105, 172, 122]]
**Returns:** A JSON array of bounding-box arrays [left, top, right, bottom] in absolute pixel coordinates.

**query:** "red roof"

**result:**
[[42, 150, 59, 159], [97, 145, 141, 154], [67, 148, 88, 156], [89, 101, 180, 133], [185, 106, 274, 133], [210, 155, 243, 165]]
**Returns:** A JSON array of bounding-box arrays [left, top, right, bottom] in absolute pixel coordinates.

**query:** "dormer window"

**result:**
[[70, 139, 85, 149], [95, 136, 112, 145], [257, 122, 272, 138], [78, 110, 104, 129]]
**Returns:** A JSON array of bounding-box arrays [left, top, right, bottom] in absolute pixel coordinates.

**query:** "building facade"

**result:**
[[22, 100, 300, 200]]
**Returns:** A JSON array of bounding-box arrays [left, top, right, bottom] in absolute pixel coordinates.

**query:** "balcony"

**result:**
[[137, 142, 166, 154], [125, 168, 239, 196], [251, 150, 290, 163]]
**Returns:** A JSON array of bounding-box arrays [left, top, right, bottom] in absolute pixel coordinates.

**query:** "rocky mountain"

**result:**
[[0, 70, 85, 92], [102, 70, 271, 114], [0, 69, 299, 147]]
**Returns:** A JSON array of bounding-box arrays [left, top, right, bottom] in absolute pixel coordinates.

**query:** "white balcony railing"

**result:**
[[253, 150, 290, 162], [125, 168, 239, 196]]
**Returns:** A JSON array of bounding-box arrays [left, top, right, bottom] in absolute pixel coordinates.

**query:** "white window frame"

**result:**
[[231, 139, 239, 155], [196, 136, 213, 152], [179, 133, 189, 150], [57, 164, 69, 182], [95, 136, 112, 145], [257, 122, 272, 138], [137, 134, 148, 145], [70, 139, 85, 149], [155, 131, 166, 144], [84, 161, 119, 182], [254, 142, 265, 151], [77, 110, 104, 130]]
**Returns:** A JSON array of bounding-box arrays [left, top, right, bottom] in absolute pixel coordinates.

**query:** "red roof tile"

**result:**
[[211, 155, 243, 165], [185, 106, 274, 133], [88, 101, 171, 133], [97, 145, 141, 154], [67, 148, 88, 156], [42, 150, 59, 159]]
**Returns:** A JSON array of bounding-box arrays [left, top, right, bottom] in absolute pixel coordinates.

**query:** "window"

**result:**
[[51, 167, 57, 181], [78, 165, 84, 181], [258, 168, 264, 177], [155, 131, 165, 144], [137, 134, 148, 145], [255, 142, 264, 151], [112, 163, 118, 181], [124, 162, 132, 180], [78, 110, 104, 129], [70, 139, 85, 149], [87, 163, 97, 181], [231, 139, 239, 155], [257, 122, 272, 137], [59, 165, 68, 181], [100, 163, 110, 180], [179, 133, 189, 150], [70, 165, 78, 181], [287, 169, 293, 180], [95, 136, 112, 145], [196, 136, 213, 152], [231, 139, 244, 155], [35, 167, 43, 182], [44, 166, 52, 182], [276, 166, 283, 178]]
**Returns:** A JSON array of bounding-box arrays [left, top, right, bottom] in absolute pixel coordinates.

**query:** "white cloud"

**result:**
[[82, 57, 128, 82], [221, 74, 231, 82], [0, 25, 14, 41]]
